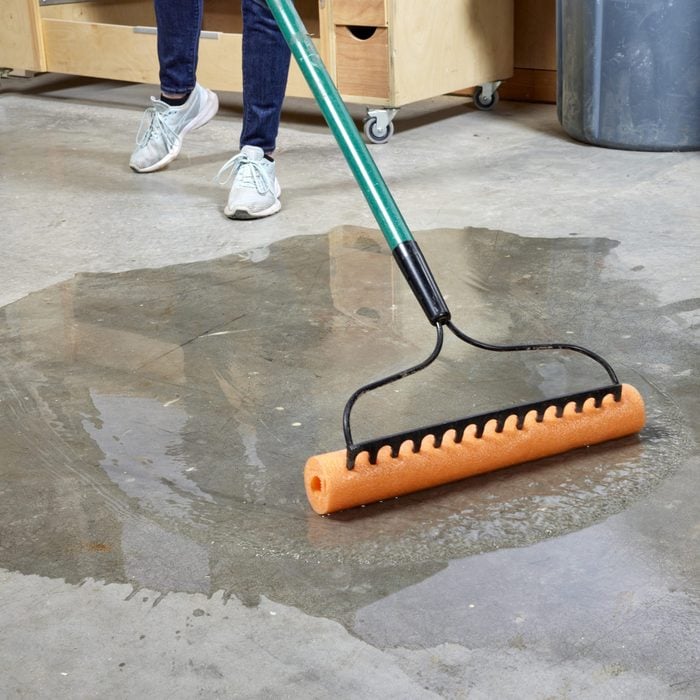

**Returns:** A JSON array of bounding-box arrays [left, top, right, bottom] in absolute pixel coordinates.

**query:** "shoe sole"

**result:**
[[130, 89, 220, 173], [224, 198, 282, 220]]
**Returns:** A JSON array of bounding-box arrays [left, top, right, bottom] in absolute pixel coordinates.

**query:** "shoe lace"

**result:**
[[135, 99, 179, 150], [215, 153, 272, 195]]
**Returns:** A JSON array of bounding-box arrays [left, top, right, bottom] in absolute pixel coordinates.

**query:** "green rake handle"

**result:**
[[266, 0, 450, 325]]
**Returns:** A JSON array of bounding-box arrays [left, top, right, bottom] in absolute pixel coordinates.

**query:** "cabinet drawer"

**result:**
[[40, 18, 313, 96], [332, 0, 386, 27], [37, 0, 317, 95], [41, 20, 246, 90], [42, 19, 161, 84], [335, 25, 389, 99]]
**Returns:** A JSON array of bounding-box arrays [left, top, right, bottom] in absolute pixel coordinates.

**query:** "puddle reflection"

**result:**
[[0, 227, 691, 619]]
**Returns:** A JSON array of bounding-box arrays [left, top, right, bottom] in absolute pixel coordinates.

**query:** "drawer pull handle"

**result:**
[[346, 26, 377, 41], [133, 26, 220, 40]]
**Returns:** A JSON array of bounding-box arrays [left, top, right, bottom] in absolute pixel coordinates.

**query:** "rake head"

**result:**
[[304, 321, 645, 515]]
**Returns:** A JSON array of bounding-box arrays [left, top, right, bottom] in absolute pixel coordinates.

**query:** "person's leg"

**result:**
[[130, 0, 219, 173], [240, 0, 291, 153], [155, 0, 202, 97], [218, 0, 290, 218]]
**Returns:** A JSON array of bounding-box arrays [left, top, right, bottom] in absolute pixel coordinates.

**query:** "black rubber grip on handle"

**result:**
[[392, 241, 451, 325]]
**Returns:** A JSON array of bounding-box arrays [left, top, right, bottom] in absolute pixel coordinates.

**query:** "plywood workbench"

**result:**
[[1, 0, 514, 120]]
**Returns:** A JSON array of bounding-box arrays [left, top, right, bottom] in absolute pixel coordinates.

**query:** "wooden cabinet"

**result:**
[[13, 0, 319, 96], [2, 0, 513, 109], [1, 0, 46, 72], [328, 0, 513, 106]]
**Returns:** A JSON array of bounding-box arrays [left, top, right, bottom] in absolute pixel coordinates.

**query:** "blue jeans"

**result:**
[[154, 0, 291, 152]]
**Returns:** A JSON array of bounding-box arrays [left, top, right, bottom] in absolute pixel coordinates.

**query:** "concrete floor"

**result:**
[[1, 74, 699, 699]]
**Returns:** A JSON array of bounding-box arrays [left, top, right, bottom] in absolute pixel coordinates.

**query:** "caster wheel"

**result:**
[[363, 116, 394, 144], [472, 85, 499, 111]]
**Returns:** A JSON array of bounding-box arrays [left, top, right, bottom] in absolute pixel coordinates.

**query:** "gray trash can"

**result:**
[[557, 0, 700, 151]]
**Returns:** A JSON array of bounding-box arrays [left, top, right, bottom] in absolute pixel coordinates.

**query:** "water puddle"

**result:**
[[0, 227, 694, 619]]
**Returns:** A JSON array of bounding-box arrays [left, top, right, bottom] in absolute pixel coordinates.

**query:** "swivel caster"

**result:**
[[472, 82, 501, 111], [362, 108, 398, 144]]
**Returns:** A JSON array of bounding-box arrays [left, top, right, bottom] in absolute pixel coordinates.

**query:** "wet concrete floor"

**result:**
[[1, 226, 696, 639], [2, 75, 699, 696]]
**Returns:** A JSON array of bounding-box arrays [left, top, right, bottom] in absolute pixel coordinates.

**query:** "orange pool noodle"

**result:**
[[305, 383, 645, 515]]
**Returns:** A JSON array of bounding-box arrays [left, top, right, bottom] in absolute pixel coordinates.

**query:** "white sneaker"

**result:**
[[130, 83, 219, 173], [216, 146, 282, 219]]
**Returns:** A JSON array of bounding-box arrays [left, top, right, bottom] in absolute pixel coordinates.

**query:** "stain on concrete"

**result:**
[[0, 227, 695, 622]]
